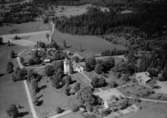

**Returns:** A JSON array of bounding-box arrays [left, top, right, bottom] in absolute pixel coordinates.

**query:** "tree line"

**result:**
[[54, 1, 167, 37]]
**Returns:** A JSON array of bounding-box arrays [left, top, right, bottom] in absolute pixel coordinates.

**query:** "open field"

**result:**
[[0, 21, 50, 35], [122, 102, 167, 118], [53, 29, 126, 57], [0, 45, 32, 118], [34, 78, 75, 118], [54, 4, 109, 17], [1, 30, 50, 47]]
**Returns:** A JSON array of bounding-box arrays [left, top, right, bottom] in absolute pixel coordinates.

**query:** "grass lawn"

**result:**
[[122, 102, 167, 118], [0, 45, 32, 118], [35, 77, 76, 118], [0, 21, 50, 35], [53, 29, 126, 57], [71, 72, 91, 87]]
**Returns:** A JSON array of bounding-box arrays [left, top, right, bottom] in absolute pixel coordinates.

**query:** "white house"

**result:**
[[135, 72, 151, 85], [72, 61, 85, 73]]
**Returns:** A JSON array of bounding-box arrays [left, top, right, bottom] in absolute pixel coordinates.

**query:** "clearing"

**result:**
[[53, 29, 126, 57], [0, 21, 50, 35]]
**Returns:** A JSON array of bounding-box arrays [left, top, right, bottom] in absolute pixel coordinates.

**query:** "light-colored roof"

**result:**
[[135, 72, 151, 82]]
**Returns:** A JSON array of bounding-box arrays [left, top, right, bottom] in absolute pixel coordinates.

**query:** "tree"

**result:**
[[12, 67, 27, 81], [95, 63, 104, 74], [91, 77, 106, 88], [63, 40, 68, 48], [45, 65, 55, 76], [85, 57, 96, 71], [63, 75, 72, 85], [73, 83, 81, 93], [50, 40, 59, 50], [37, 41, 46, 48], [10, 50, 17, 58], [102, 58, 115, 72], [109, 81, 118, 88], [7, 62, 14, 73], [56, 106, 64, 114], [77, 87, 96, 111], [31, 79, 39, 96], [6, 104, 19, 118], [50, 69, 64, 89], [27, 69, 41, 83], [46, 33, 50, 41], [0, 37, 3, 45]]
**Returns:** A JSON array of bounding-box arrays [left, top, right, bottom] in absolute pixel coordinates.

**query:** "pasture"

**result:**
[[0, 45, 32, 118]]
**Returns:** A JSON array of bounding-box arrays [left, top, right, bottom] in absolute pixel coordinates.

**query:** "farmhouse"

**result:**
[[73, 61, 85, 73], [135, 72, 152, 85]]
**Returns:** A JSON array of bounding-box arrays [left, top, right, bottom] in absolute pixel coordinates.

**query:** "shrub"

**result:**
[[45, 65, 55, 76], [0, 37, 3, 45], [63, 75, 72, 85], [10, 50, 17, 58], [95, 63, 104, 74], [12, 67, 27, 81], [6, 104, 19, 118], [109, 81, 118, 88], [7, 62, 14, 73], [91, 77, 106, 88], [85, 57, 96, 71], [71, 104, 79, 112], [56, 106, 64, 114]]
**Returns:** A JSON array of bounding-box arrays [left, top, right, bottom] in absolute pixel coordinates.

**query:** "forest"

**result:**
[[54, 0, 167, 37]]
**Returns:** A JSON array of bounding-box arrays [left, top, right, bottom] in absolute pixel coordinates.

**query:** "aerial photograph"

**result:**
[[0, 0, 167, 118]]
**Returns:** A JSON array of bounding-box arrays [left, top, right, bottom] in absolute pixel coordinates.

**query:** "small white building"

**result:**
[[135, 72, 151, 85], [73, 61, 85, 73], [43, 58, 51, 63]]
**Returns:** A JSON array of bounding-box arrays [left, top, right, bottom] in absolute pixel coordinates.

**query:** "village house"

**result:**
[[135, 72, 152, 85], [72, 61, 85, 73]]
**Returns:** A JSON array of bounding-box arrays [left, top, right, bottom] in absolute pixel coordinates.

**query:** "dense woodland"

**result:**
[[54, 0, 167, 37]]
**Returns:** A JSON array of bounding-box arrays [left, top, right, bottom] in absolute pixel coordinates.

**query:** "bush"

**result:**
[[91, 77, 106, 88], [0, 37, 3, 45], [63, 75, 72, 85], [73, 83, 81, 93], [109, 81, 118, 88], [85, 57, 96, 71], [95, 63, 104, 74], [45, 65, 55, 76], [56, 106, 64, 114], [71, 104, 79, 112], [64, 85, 71, 96], [6, 104, 19, 118], [12, 67, 27, 81], [7, 62, 14, 73]]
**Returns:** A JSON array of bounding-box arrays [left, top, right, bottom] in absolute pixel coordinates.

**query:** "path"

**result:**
[[127, 96, 167, 104], [49, 110, 72, 118], [17, 56, 39, 118]]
